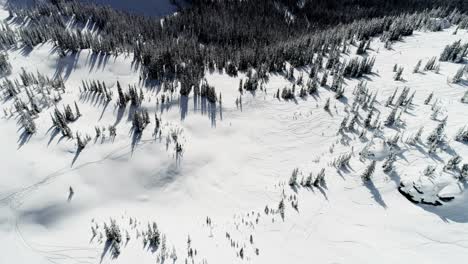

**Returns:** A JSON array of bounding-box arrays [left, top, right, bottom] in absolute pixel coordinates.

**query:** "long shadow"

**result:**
[[208, 101, 217, 127], [416, 183, 468, 223], [130, 129, 142, 154], [98, 100, 111, 121], [316, 186, 329, 200], [54, 51, 81, 80], [47, 128, 60, 146], [17, 130, 32, 149], [100, 240, 112, 263], [364, 180, 387, 208], [219, 101, 223, 121], [67, 189, 74, 202], [87, 52, 111, 73], [19, 45, 33, 56], [200, 96, 207, 115], [71, 147, 83, 167], [180, 95, 189, 121], [193, 94, 199, 112], [113, 105, 126, 127], [386, 170, 401, 186]]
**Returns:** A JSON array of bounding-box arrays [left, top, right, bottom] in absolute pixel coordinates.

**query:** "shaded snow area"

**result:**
[[0, 6, 468, 264]]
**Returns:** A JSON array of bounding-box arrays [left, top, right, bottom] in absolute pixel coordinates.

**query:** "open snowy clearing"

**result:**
[[0, 4, 468, 264]]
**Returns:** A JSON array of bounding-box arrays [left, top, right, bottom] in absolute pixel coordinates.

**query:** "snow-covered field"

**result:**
[[0, 3, 468, 264]]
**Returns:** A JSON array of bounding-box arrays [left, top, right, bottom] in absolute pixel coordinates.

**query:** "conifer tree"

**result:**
[[361, 160, 376, 181]]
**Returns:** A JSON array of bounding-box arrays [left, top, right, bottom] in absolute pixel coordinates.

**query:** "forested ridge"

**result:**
[[5, 0, 468, 93]]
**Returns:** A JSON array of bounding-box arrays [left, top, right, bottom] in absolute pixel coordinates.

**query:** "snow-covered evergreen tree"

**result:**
[[361, 160, 376, 181]]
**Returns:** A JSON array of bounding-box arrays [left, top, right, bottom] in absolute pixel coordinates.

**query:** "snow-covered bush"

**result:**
[[0, 53, 11, 76]]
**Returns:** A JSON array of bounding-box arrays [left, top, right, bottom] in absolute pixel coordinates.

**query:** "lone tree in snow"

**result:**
[[361, 160, 376, 181]]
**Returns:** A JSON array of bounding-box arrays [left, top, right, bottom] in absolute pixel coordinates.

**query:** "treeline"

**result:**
[[6, 0, 468, 95]]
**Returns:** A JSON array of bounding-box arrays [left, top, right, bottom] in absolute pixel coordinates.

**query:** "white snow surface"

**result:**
[[0, 5, 468, 264]]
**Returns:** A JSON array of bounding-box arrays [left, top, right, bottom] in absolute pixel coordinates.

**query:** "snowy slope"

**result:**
[[0, 4, 468, 264]]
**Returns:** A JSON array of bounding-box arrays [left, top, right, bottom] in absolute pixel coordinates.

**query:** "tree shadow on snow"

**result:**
[[416, 189, 468, 224], [100, 240, 118, 263], [71, 147, 83, 167], [54, 50, 81, 80], [180, 95, 189, 121], [364, 181, 387, 208], [17, 130, 32, 149]]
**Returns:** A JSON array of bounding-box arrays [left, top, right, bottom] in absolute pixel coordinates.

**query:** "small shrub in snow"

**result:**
[[423, 165, 436, 178], [386, 133, 400, 148], [384, 107, 398, 126], [382, 153, 397, 173], [413, 60, 421, 73], [281, 87, 294, 100], [394, 66, 404, 81], [278, 199, 285, 220], [424, 92, 433, 105], [455, 126, 468, 142], [313, 168, 326, 187], [0, 53, 11, 75], [444, 155, 462, 171], [323, 98, 330, 111], [427, 117, 447, 145], [19, 111, 36, 134], [424, 57, 437, 71], [462, 91, 468, 103], [132, 109, 150, 133], [460, 164, 468, 180], [451, 65, 466, 83], [288, 168, 299, 186]]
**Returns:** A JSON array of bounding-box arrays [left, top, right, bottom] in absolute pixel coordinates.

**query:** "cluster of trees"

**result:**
[[116, 82, 144, 108], [198, 79, 217, 103], [103, 219, 122, 257], [5, 0, 468, 95], [452, 65, 467, 83], [342, 56, 375, 78], [331, 152, 352, 169], [132, 109, 150, 134], [439, 40, 468, 62], [0, 69, 67, 135], [427, 117, 447, 153], [0, 22, 15, 48], [289, 168, 326, 189], [144, 222, 161, 250], [51, 107, 74, 137], [80, 80, 113, 101]]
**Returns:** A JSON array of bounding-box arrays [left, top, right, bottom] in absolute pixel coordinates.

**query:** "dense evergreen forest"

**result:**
[[5, 0, 468, 95]]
